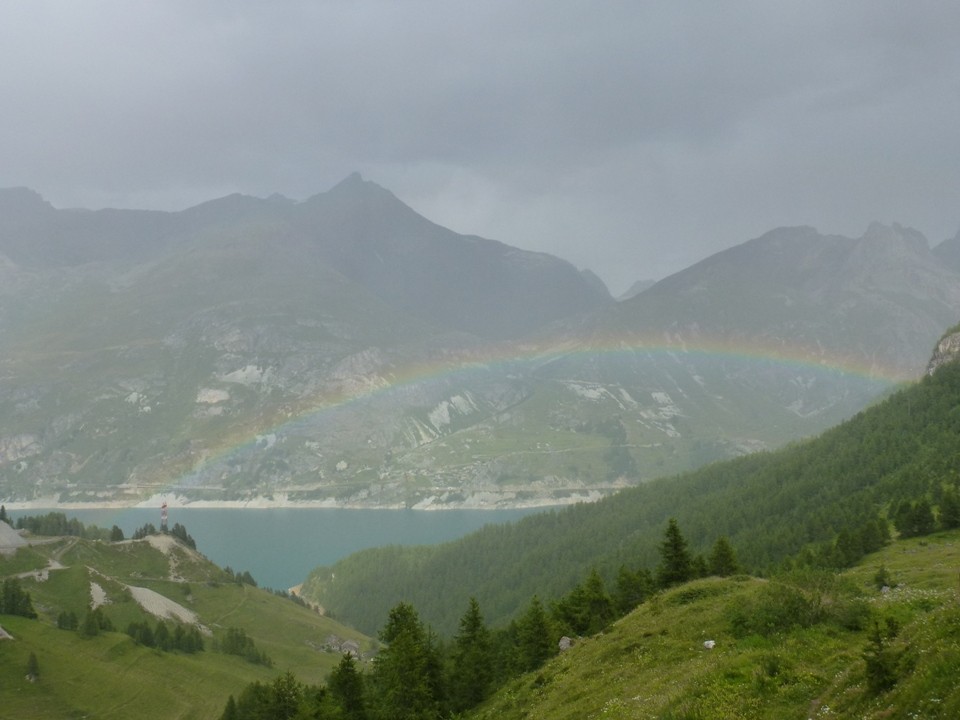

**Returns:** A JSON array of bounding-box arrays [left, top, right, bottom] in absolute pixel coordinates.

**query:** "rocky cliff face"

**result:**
[[927, 326, 960, 375]]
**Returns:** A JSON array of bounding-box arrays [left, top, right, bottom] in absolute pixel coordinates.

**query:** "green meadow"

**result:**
[[0, 533, 371, 719], [469, 531, 960, 720]]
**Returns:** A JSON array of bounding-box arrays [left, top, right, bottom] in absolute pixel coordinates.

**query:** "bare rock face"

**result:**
[[927, 328, 960, 375]]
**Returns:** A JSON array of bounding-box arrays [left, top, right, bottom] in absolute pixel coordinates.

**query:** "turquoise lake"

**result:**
[[8, 507, 544, 590]]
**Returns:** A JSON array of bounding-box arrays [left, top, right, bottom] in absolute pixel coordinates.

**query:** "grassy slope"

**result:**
[[470, 531, 960, 720], [0, 535, 371, 719]]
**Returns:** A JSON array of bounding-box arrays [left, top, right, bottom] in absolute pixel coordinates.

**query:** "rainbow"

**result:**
[[157, 331, 910, 496]]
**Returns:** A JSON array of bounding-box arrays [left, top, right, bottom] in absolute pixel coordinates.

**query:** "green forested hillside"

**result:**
[[469, 531, 960, 720], [0, 533, 371, 719], [216, 527, 960, 720], [303, 360, 960, 636]]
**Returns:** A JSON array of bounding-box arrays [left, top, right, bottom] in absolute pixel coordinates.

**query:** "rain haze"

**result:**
[[2, 1, 959, 295]]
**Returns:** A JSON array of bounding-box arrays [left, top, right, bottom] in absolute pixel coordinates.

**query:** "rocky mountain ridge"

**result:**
[[926, 324, 960, 375], [1, 178, 959, 508]]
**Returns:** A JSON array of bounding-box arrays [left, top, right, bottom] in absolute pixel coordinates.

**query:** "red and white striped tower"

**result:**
[[161, 500, 168, 533]]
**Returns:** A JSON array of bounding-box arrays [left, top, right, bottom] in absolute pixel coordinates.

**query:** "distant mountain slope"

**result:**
[[616, 277, 656, 300], [599, 222, 960, 377], [2, 179, 959, 508], [933, 228, 960, 272], [288, 174, 612, 338], [0, 177, 609, 504], [301, 341, 960, 635], [0, 176, 611, 339]]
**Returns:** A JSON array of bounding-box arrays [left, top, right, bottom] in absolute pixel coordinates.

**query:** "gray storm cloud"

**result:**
[[1, 0, 958, 294]]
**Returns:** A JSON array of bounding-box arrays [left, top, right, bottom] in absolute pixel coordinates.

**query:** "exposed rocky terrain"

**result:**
[[2, 178, 959, 508]]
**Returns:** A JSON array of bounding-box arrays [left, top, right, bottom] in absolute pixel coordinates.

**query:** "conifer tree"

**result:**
[[832, 529, 863, 567], [940, 487, 960, 529], [862, 621, 899, 694], [708, 536, 741, 576], [897, 499, 936, 538], [154, 620, 171, 651], [0, 578, 37, 618], [516, 596, 554, 672], [371, 602, 442, 720], [581, 568, 615, 632], [329, 653, 368, 720], [553, 570, 615, 636], [269, 672, 304, 720], [220, 695, 238, 720], [613, 565, 652, 616], [79, 612, 100, 638], [656, 518, 693, 588], [449, 597, 492, 712], [858, 519, 887, 555]]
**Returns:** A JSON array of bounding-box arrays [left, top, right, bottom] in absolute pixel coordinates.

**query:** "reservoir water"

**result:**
[[8, 507, 544, 590]]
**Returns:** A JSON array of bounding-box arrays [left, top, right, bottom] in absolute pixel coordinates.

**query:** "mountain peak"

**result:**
[[0, 186, 53, 214], [303, 172, 397, 207], [328, 172, 375, 194], [860, 221, 928, 253]]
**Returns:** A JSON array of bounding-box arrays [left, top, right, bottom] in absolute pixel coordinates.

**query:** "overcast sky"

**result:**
[[2, 1, 959, 294]]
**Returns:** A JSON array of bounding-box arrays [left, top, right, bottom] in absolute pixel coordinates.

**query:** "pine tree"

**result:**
[[708, 536, 741, 576], [858, 519, 886, 554], [656, 518, 693, 588], [449, 597, 492, 712], [940, 487, 960, 529], [516, 596, 554, 673], [0, 505, 7, 523], [862, 621, 899, 694], [154, 620, 171, 651], [895, 499, 936, 538], [329, 653, 368, 720], [832, 529, 863, 568], [0, 578, 37, 618], [613, 565, 651, 616], [79, 612, 100, 638], [371, 602, 442, 720], [269, 672, 304, 720], [552, 568, 614, 635], [220, 695, 238, 720]]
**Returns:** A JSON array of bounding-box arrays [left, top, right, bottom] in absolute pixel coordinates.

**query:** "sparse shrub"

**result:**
[[832, 597, 872, 631], [873, 564, 894, 590], [729, 582, 819, 638]]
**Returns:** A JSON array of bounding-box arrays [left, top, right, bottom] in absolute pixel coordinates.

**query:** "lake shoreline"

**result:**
[[0, 492, 596, 512], [3, 505, 547, 590]]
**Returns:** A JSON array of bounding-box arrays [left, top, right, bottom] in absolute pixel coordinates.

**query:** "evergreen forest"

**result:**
[[304, 359, 960, 636]]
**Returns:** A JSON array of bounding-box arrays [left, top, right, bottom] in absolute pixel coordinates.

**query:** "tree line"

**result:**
[[223, 492, 960, 719], [221, 518, 745, 719], [304, 360, 960, 636]]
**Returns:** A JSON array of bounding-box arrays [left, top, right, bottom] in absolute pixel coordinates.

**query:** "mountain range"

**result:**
[[1, 176, 959, 507]]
